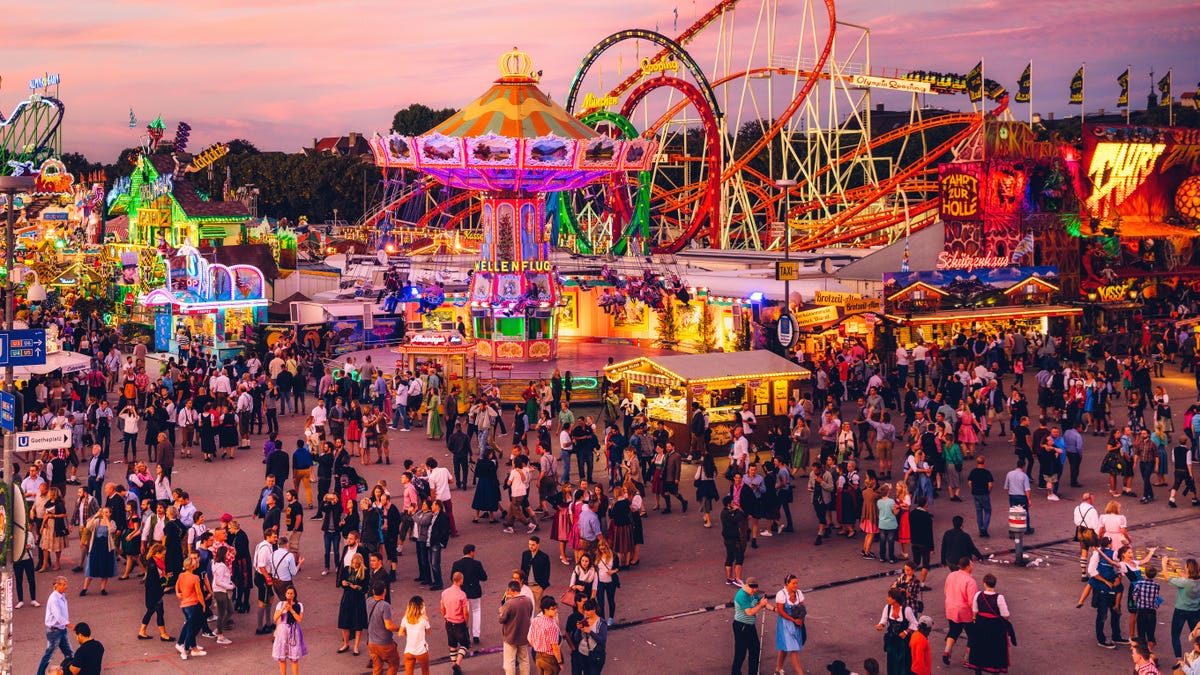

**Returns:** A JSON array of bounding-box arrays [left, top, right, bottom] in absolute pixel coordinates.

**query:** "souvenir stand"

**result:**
[[141, 245, 268, 361], [604, 351, 809, 453]]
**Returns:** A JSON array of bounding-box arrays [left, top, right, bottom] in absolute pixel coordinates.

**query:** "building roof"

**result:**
[[307, 134, 372, 157], [607, 350, 811, 383], [198, 243, 280, 281], [429, 79, 598, 140], [145, 154, 250, 219], [835, 222, 945, 281]]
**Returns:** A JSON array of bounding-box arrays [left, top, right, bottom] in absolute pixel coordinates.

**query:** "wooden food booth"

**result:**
[[604, 351, 810, 453], [392, 330, 478, 380]]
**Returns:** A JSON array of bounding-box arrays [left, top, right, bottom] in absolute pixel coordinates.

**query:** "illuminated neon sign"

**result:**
[[140, 174, 174, 202], [582, 93, 619, 108], [1085, 141, 1166, 217], [640, 57, 680, 75], [475, 260, 552, 273], [29, 73, 60, 90], [189, 143, 230, 172]]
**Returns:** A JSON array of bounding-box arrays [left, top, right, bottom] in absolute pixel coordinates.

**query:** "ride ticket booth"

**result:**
[[604, 351, 810, 454], [392, 330, 478, 380]]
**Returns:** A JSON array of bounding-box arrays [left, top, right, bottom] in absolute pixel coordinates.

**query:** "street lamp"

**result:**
[[0, 174, 35, 675], [775, 179, 797, 310]]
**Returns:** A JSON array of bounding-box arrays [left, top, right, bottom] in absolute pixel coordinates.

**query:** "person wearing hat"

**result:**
[[909, 615, 934, 675], [825, 660, 855, 675], [731, 576, 770, 674]]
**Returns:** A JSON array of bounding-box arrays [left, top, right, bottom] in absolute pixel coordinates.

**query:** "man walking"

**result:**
[[966, 456, 994, 537], [498, 580, 534, 675], [450, 544, 489, 644], [1003, 458, 1034, 535], [661, 442, 689, 514], [366, 578, 402, 675], [440, 571, 471, 675], [521, 536, 552, 611], [1064, 424, 1084, 487], [730, 577, 770, 674], [38, 576, 74, 675], [529, 597, 564, 674], [942, 558, 979, 666]]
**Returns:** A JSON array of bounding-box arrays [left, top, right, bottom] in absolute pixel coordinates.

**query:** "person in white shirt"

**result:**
[[310, 400, 328, 437], [425, 458, 457, 536], [39, 575, 74, 674], [730, 427, 750, 472], [210, 370, 232, 403], [559, 427, 574, 484], [1073, 493, 1102, 581], [211, 546, 236, 644], [738, 403, 756, 438], [22, 465, 46, 506]]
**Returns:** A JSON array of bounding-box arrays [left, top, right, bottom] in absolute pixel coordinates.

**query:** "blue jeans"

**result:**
[[415, 542, 430, 583], [973, 495, 992, 534], [38, 627, 72, 675], [1008, 494, 1031, 532], [878, 527, 897, 561], [477, 428, 490, 451], [323, 532, 340, 570], [393, 405, 408, 430], [178, 604, 202, 650], [429, 544, 444, 588], [560, 450, 573, 483]]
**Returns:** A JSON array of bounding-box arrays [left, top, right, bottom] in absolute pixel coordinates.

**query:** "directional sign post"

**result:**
[[14, 429, 71, 454], [0, 391, 13, 433], [0, 329, 47, 368]]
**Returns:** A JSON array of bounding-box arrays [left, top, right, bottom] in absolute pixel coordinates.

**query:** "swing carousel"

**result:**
[[369, 48, 656, 361]]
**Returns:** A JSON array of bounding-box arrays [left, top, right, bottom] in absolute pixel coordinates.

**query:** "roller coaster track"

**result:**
[[0, 96, 64, 175]]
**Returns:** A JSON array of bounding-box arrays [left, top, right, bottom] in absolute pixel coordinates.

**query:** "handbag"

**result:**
[[559, 587, 579, 605]]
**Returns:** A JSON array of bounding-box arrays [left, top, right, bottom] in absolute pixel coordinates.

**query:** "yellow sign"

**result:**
[[844, 298, 881, 315], [474, 260, 552, 273], [792, 305, 839, 327], [775, 261, 801, 281], [582, 93, 620, 108], [641, 57, 681, 75], [189, 143, 230, 172], [813, 290, 862, 306]]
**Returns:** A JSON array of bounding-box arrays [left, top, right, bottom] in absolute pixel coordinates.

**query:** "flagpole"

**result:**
[[981, 57, 986, 118], [1029, 60, 1034, 128], [1126, 64, 1131, 126], [1169, 68, 1174, 127], [1081, 61, 1086, 136]]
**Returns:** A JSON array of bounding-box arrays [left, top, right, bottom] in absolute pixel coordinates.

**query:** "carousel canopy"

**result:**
[[368, 49, 655, 192]]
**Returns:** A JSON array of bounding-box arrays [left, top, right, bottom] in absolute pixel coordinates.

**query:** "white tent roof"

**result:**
[[13, 350, 92, 377]]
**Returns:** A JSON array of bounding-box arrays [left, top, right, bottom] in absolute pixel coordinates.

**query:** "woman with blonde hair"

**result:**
[[400, 595, 432, 675], [1098, 500, 1129, 548], [337, 553, 368, 655], [79, 507, 118, 596], [39, 486, 68, 572]]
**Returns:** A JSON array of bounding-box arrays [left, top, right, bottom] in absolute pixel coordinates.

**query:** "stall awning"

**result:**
[[606, 350, 811, 385], [13, 350, 92, 377], [886, 304, 1083, 325]]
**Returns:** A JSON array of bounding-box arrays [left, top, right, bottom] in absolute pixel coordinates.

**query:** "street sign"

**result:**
[[777, 313, 797, 349], [14, 429, 71, 453], [0, 391, 14, 433], [0, 329, 48, 367], [775, 261, 801, 281]]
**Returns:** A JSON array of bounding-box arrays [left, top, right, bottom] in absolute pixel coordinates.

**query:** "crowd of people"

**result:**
[[13, 311, 1200, 674]]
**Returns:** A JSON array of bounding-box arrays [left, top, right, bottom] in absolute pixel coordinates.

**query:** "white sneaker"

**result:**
[[31, 600, 40, 607], [14, 601, 22, 609], [190, 648, 207, 657], [502, 527, 514, 534], [759, 530, 774, 537], [526, 522, 538, 534], [1047, 494, 1061, 501], [216, 637, 232, 645], [321, 570, 329, 576], [175, 644, 186, 656], [180, 651, 188, 661]]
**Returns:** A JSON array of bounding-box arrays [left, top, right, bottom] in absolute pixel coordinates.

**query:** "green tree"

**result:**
[[391, 104, 457, 135], [655, 301, 678, 349], [697, 301, 717, 353]]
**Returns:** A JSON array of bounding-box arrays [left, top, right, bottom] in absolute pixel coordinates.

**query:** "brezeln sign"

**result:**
[[843, 297, 882, 315]]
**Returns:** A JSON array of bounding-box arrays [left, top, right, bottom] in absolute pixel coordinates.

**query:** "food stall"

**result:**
[[141, 245, 268, 361], [392, 331, 477, 380], [604, 351, 810, 453]]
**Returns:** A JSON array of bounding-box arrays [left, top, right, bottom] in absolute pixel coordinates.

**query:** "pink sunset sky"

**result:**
[[5, 0, 1198, 161]]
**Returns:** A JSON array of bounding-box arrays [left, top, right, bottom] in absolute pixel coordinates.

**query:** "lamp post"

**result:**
[[0, 174, 35, 675], [775, 179, 797, 311]]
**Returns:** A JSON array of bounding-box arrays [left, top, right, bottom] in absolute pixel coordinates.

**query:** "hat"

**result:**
[[744, 577, 759, 588], [220, 513, 233, 523], [918, 615, 934, 628], [826, 661, 851, 675]]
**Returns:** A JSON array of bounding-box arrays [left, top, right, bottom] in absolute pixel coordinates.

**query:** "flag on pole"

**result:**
[[1069, 66, 1084, 104], [965, 61, 983, 103], [1159, 71, 1172, 105], [673, 6, 678, 31], [1015, 62, 1032, 103], [900, 237, 910, 273], [1117, 68, 1130, 108], [129, 107, 137, 129]]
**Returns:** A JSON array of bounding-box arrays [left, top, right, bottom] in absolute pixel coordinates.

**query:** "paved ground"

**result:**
[[13, 360, 1200, 675]]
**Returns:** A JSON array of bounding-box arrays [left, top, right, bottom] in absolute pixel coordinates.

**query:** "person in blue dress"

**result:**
[[80, 507, 118, 596], [773, 573, 807, 674]]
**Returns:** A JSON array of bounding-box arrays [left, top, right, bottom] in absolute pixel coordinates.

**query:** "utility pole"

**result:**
[[0, 174, 36, 675]]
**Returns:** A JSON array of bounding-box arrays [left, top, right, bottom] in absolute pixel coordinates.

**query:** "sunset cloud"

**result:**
[[4, 0, 1196, 161]]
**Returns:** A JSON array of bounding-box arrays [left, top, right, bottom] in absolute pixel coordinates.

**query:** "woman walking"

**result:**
[[218, 405, 239, 459], [400, 595, 432, 675], [40, 486, 68, 571], [773, 573, 807, 675], [876, 587, 917, 675], [471, 447, 502, 522], [79, 507, 118, 596], [859, 476, 880, 560], [596, 542, 620, 626], [426, 388, 443, 440], [175, 557, 207, 660], [272, 586, 308, 674], [1169, 559, 1200, 669], [337, 553, 369, 655], [695, 454, 720, 528], [568, 553, 599, 602], [119, 501, 142, 580], [607, 487, 634, 566], [137, 543, 172, 641], [964, 573, 1013, 674]]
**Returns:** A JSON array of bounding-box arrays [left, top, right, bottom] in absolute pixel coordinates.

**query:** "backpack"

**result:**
[[413, 475, 431, 503]]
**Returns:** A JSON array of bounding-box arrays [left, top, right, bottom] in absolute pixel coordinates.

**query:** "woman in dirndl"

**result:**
[[626, 481, 646, 566], [551, 485, 574, 566], [272, 585, 308, 674], [774, 574, 807, 675], [606, 486, 634, 566], [859, 476, 880, 559], [965, 573, 1013, 673]]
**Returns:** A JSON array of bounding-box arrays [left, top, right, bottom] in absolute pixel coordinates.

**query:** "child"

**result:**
[[1131, 565, 1162, 650], [263, 433, 278, 464]]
